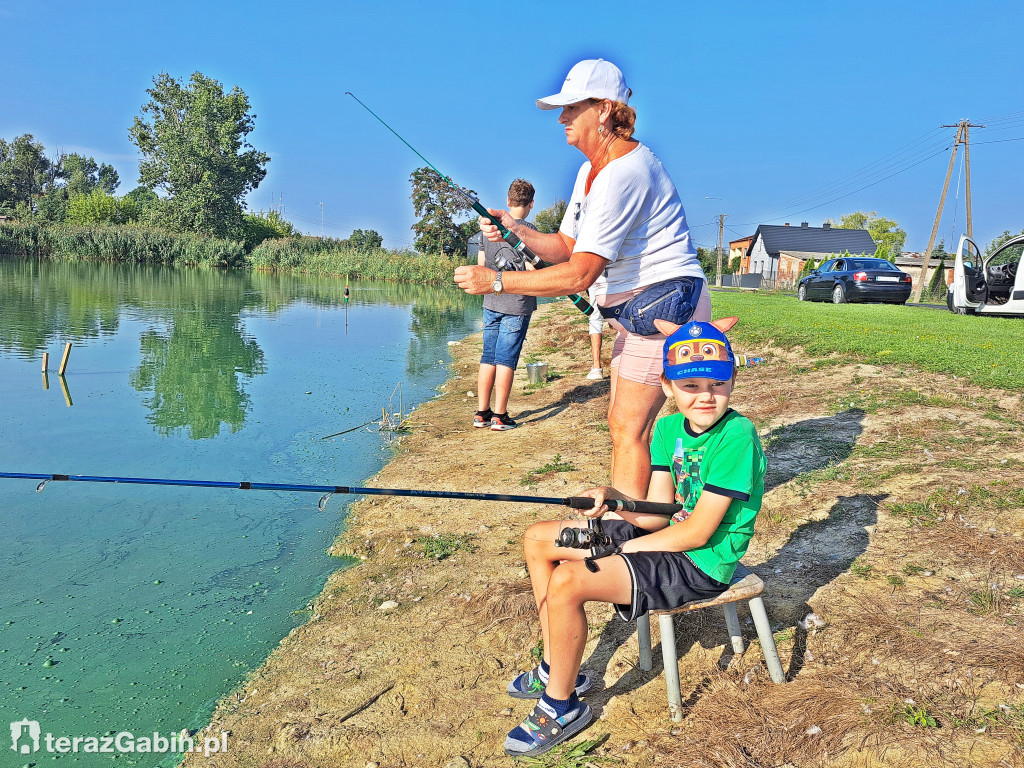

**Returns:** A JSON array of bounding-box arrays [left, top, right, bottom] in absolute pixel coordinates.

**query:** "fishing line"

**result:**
[[345, 91, 594, 317], [2, 471, 681, 516]]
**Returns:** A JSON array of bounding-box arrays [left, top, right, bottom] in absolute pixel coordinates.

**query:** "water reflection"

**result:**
[[129, 311, 266, 439], [0, 257, 481, 439]]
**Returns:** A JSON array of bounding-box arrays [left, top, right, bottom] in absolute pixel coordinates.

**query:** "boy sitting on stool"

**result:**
[[503, 317, 766, 757]]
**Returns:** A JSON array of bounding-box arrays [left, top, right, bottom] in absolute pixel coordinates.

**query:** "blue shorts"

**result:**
[[481, 308, 532, 369]]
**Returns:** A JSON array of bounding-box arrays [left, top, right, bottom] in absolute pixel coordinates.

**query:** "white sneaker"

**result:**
[[586, 368, 604, 380]]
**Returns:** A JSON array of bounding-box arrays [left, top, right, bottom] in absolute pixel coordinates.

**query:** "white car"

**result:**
[[948, 233, 1024, 316]]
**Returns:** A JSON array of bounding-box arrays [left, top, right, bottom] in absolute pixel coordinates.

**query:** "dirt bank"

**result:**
[[184, 301, 1024, 768]]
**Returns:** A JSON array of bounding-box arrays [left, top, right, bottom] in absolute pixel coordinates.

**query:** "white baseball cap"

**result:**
[[536, 59, 630, 110]]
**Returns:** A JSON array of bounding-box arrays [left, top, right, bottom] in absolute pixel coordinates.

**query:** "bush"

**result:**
[[241, 210, 297, 250], [927, 257, 948, 300], [66, 191, 142, 226]]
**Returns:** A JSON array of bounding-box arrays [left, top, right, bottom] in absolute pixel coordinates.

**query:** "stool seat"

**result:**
[[636, 562, 784, 721]]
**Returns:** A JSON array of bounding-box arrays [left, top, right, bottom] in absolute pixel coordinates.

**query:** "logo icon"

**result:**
[[10, 719, 41, 754]]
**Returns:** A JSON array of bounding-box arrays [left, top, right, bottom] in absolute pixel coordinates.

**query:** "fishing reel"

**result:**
[[556, 518, 612, 550], [493, 246, 528, 272]]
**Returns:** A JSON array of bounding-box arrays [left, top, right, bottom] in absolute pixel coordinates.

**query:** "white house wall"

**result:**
[[749, 237, 775, 278]]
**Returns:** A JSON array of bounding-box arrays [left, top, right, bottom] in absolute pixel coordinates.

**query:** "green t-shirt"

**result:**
[[649, 409, 766, 583]]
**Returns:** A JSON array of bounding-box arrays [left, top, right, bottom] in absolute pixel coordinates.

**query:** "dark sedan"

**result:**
[[798, 257, 913, 304]]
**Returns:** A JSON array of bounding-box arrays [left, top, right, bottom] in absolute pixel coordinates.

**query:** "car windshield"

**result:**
[[848, 259, 898, 271]]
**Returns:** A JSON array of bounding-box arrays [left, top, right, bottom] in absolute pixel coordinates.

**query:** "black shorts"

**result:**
[[601, 519, 729, 622]]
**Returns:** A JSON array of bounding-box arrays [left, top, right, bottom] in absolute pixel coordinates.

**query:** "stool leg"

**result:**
[[637, 612, 653, 672], [748, 596, 785, 683], [658, 613, 683, 722], [723, 602, 745, 654]]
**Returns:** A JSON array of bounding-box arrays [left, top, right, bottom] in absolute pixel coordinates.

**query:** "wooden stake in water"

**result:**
[[58, 343, 72, 376], [42, 352, 49, 372]]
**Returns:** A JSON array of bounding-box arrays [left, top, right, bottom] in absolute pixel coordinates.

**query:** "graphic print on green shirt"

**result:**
[[671, 442, 703, 522]]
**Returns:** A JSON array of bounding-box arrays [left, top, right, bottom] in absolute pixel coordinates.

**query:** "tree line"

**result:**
[[0, 71, 384, 258]]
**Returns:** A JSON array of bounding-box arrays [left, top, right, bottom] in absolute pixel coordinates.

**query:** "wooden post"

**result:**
[[42, 352, 49, 372], [58, 343, 72, 376], [42, 371, 49, 390], [912, 124, 962, 303]]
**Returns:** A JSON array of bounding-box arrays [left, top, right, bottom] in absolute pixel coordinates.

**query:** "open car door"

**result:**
[[949, 235, 985, 314], [976, 233, 1024, 315]]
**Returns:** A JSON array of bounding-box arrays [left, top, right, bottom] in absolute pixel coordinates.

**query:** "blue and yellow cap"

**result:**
[[663, 322, 735, 381]]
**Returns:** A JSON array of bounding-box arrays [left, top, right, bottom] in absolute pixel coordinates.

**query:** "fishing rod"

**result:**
[[345, 91, 594, 317], [0, 471, 682, 516]]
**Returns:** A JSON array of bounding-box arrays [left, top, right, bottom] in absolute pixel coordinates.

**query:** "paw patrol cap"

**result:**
[[663, 322, 735, 382]]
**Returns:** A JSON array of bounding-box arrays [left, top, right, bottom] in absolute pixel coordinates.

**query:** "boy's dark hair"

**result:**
[[507, 179, 535, 208]]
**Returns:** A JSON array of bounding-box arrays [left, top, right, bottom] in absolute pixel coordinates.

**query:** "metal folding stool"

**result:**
[[636, 562, 785, 721]]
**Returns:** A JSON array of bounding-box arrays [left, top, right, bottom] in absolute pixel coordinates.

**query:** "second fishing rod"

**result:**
[[345, 91, 594, 317]]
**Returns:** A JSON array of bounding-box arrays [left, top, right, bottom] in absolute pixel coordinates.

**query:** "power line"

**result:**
[[732, 146, 950, 227]]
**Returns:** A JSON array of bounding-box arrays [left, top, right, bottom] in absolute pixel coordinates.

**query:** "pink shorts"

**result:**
[[605, 281, 712, 387]]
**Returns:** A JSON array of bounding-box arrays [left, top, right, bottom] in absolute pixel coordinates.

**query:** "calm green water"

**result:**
[[0, 258, 481, 765]]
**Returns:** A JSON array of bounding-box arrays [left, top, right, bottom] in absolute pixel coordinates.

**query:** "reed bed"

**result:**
[[250, 236, 464, 285], [0, 224, 468, 287], [0, 222, 246, 267]]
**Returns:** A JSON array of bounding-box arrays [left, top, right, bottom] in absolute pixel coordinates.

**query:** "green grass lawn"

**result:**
[[711, 291, 1024, 390]]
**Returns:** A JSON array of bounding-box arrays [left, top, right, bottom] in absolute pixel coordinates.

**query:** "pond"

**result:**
[[0, 258, 481, 764]]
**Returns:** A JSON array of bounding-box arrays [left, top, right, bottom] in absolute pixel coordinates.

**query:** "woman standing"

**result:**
[[455, 59, 710, 499]]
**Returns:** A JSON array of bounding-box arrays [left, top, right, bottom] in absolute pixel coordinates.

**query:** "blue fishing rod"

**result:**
[[345, 91, 594, 317], [0, 471, 681, 516]]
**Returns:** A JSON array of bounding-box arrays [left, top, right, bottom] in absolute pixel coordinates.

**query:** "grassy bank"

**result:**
[[180, 301, 1024, 768], [0, 222, 465, 285], [713, 290, 1024, 391]]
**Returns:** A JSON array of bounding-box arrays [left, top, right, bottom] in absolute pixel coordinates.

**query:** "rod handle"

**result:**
[[564, 496, 681, 517]]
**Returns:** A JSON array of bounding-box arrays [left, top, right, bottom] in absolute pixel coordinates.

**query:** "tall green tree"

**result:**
[[409, 167, 474, 256], [534, 199, 568, 234], [347, 229, 383, 250], [0, 134, 50, 213], [128, 71, 269, 239], [826, 211, 907, 261], [60, 153, 119, 197]]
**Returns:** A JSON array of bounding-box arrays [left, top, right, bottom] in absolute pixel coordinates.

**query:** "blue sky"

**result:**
[[3, 0, 1022, 252]]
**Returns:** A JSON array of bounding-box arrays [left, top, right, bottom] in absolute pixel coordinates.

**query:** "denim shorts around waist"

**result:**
[[481, 308, 532, 369]]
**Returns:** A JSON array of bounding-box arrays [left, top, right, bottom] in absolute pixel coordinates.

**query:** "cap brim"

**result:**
[[536, 92, 590, 110], [664, 360, 735, 382]]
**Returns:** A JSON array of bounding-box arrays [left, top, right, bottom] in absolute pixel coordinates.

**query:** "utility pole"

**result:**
[[716, 213, 727, 288], [704, 196, 726, 287], [319, 202, 324, 238], [912, 119, 984, 303]]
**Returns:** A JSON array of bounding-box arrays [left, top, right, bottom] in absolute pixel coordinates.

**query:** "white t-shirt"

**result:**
[[559, 143, 704, 298]]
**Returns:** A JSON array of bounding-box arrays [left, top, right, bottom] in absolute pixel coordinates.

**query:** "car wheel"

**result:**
[[798, 285, 807, 301], [831, 284, 847, 304]]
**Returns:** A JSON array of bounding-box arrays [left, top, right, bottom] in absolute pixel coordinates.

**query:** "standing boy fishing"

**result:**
[[474, 179, 538, 431], [502, 317, 766, 757]]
